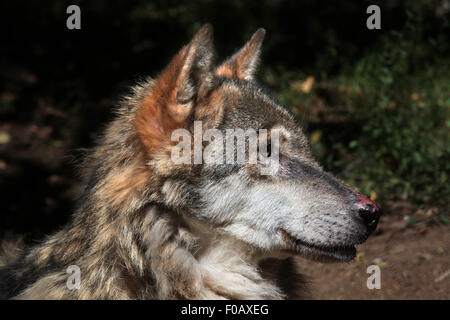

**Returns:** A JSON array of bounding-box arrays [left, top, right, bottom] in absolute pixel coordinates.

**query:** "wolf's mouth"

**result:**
[[279, 229, 357, 262]]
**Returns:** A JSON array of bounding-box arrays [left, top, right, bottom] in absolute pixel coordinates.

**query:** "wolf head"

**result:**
[[134, 25, 380, 262]]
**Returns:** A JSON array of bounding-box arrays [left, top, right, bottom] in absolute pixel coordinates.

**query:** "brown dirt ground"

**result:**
[[297, 213, 450, 299]]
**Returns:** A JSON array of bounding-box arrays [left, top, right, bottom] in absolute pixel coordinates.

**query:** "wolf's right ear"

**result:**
[[136, 24, 215, 152], [216, 28, 265, 81]]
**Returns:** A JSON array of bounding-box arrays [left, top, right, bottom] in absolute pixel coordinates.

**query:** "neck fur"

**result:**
[[109, 205, 287, 299]]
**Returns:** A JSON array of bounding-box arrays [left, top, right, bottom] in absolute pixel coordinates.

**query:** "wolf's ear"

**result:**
[[216, 28, 265, 81], [136, 24, 214, 152]]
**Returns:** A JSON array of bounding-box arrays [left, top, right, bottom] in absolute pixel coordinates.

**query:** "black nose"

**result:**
[[356, 194, 381, 234]]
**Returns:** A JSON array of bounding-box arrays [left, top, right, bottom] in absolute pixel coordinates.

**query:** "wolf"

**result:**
[[0, 25, 380, 299]]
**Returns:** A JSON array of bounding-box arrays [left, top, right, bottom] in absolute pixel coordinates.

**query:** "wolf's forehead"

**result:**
[[218, 81, 301, 134]]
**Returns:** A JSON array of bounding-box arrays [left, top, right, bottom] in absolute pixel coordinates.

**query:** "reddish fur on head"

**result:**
[[135, 25, 215, 154]]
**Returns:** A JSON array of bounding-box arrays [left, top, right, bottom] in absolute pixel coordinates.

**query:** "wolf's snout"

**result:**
[[355, 194, 381, 234]]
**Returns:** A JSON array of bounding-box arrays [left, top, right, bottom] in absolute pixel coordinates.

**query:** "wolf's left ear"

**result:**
[[172, 24, 215, 106], [136, 24, 215, 152], [216, 28, 265, 81]]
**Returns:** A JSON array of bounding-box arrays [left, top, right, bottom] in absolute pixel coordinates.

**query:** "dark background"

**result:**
[[0, 0, 449, 298]]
